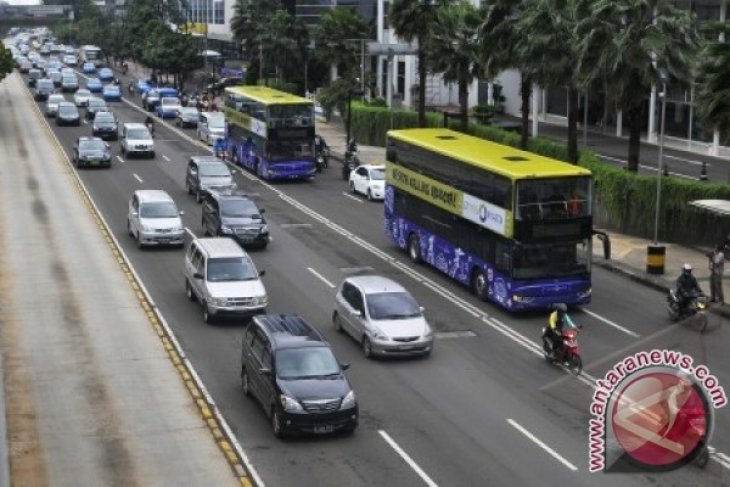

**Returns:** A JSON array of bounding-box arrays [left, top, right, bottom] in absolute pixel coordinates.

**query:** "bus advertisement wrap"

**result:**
[[224, 108, 267, 138], [386, 164, 511, 237]]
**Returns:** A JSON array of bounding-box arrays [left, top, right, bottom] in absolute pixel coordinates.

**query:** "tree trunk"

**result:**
[[459, 78, 469, 133], [417, 43, 427, 128], [566, 87, 579, 164], [520, 74, 532, 150], [627, 103, 642, 172]]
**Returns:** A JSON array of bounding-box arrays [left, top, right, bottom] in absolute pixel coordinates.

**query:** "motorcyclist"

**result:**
[[675, 263, 703, 312], [144, 115, 155, 136], [314, 134, 329, 154], [546, 303, 575, 358]]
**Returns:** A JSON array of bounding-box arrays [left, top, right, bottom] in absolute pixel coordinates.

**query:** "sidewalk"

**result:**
[[315, 116, 730, 319]]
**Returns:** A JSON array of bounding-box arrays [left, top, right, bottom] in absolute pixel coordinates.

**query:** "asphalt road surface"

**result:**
[[9, 67, 730, 486]]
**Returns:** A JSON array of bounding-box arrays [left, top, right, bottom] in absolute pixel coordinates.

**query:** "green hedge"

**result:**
[[350, 103, 730, 246]]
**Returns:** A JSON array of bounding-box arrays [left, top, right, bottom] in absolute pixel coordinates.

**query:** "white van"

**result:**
[[184, 238, 267, 323], [127, 190, 185, 248], [120, 122, 155, 159]]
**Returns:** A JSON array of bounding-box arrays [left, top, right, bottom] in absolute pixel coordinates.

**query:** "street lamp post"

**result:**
[[647, 70, 668, 275]]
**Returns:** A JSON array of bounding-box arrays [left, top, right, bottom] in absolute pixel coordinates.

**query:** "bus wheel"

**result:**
[[408, 234, 422, 264], [472, 269, 487, 301]]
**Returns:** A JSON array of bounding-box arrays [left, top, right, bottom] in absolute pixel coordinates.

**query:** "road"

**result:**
[[11, 67, 730, 486]]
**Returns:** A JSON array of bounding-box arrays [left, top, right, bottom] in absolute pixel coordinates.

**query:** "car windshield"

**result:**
[[199, 164, 230, 177], [366, 292, 422, 320], [48, 95, 64, 103], [370, 168, 385, 180], [89, 100, 106, 108], [208, 117, 225, 129], [275, 347, 341, 380], [95, 113, 114, 123], [105, 86, 119, 91], [79, 140, 105, 151], [182, 108, 198, 116], [128, 129, 151, 140], [62, 75, 75, 82], [140, 201, 178, 218], [76, 89, 90, 97], [162, 97, 179, 105], [38, 81, 53, 89], [59, 105, 77, 114], [206, 257, 257, 282], [221, 199, 259, 218]]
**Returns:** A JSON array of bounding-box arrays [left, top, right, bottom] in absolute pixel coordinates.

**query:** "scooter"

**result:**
[[667, 290, 707, 322], [542, 323, 583, 375], [341, 140, 359, 180]]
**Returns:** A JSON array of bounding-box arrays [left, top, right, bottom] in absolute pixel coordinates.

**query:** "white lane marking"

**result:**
[[279, 223, 312, 228], [507, 419, 578, 472], [435, 331, 477, 339], [339, 266, 375, 274], [162, 154, 170, 161], [582, 309, 640, 337], [378, 430, 438, 487], [342, 192, 363, 203], [116, 155, 125, 164], [132, 173, 143, 183], [664, 154, 709, 167], [82, 119, 88, 124], [307, 267, 336, 289], [184, 227, 196, 239]]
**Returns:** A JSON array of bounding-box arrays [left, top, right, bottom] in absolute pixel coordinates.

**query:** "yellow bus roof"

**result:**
[[224, 85, 313, 106], [387, 128, 591, 179]]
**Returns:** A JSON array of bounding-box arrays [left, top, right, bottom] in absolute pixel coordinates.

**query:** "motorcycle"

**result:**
[[667, 289, 708, 322], [315, 147, 329, 173], [128, 80, 135, 94], [542, 322, 583, 375], [341, 140, 359, 180]]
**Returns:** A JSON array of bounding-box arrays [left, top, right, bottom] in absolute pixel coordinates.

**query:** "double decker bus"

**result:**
[[384, 128, 593, 311], [223, 86, 316, 181]]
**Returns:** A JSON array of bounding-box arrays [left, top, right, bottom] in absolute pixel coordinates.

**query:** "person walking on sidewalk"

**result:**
[[709, 244, 725, 303]]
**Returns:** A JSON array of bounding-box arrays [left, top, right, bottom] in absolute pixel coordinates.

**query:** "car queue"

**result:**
[[9, 36, 435, 440]]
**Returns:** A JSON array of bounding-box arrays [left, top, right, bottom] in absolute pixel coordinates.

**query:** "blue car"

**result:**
[[98, 67, 114, 82], [102, 84, 121, 101], [86, 77, 103, 93], [156, 96, 182, 118], [82, 62, 95, 74], [135, 78, 156, 95]]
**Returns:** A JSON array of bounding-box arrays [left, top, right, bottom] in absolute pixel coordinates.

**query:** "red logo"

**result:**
[[611, 371, 709, 469]]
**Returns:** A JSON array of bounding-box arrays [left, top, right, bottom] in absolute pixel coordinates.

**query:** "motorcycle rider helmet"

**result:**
[[554, 303, 568, 313], [682, 263, 692, 274]]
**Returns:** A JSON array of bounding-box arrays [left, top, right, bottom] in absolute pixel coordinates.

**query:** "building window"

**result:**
[[214, 0, 224, 24]]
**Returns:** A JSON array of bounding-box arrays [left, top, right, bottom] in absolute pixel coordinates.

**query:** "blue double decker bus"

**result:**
[[384, 128, 593, 311], [223, 86, 316, 181]]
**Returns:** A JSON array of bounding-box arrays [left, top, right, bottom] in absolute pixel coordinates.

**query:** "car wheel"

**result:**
[[361, 337, 373, 359], [241, 367, 251, 397], [408, 234, 422, 264], [185, 179, 192, 195], [127, 219, 133, 237], [472, 269, 488, 302], [332, 311, 343, 333], [136, 231, 144, 249], [185, 279, 195, 302], [196, 189, 202, 203], [271, 407, 285, 438], [367, 188, 374, 201], [202, 303, 214, 324]]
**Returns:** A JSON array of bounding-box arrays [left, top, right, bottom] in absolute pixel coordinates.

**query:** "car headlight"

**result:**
[[254, 295, 268, 306], [172, 226, 184, 233], [220, 225, 233, 234], [260, 225, 269, 234], [207, 297, 227, 307], [280, 394, 304, 412], [340, 390, 357, 410], [371, 327, 388, 340], [141, 225, 153, 232], [423, 327, 434, 338]]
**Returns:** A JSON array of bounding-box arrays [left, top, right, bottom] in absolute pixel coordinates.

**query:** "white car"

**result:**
[[127, 190, 185, 248], [348, 164, 386, 201], [120, 122, 155, 159], [73, 88, 92, 107], [197, 112, 226, 145], [45, 94, 66, 117]]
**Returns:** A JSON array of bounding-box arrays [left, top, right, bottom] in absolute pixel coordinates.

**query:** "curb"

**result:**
[[22, 74, 262, 487], [593, 258, 730, 320]]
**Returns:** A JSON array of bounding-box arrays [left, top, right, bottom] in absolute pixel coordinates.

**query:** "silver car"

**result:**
[[197, 112, 226, 145], [333, 276, 434, 358], [45, 94, 66, 117], [127, 190, 185, 248], [74, 88, 92, 107]]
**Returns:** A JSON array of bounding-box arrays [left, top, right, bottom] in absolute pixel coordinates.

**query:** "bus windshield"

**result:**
[[512, 239, 590, 279], [267, 140, 313, 162]]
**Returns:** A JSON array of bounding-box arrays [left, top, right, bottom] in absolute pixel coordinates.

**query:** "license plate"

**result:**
[[91, 159, 99, 165], [313, 425, 334, 434], [400, 345, 416, 351], [157, 238, 170, 244]]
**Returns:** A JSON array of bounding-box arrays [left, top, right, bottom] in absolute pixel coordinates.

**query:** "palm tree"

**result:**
[[695, 26, 730, 137], [575, 0, 698, 172], [479, 0, 533, 149], [430, 2, 482, 132], [516, 0, 581, 163], [313, 7, 368, 81], [231, 0, 283, 83], [390, 0, 440, 127]]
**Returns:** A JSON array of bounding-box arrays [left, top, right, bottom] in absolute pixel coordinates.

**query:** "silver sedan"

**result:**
[[73, 88, 92, 107]]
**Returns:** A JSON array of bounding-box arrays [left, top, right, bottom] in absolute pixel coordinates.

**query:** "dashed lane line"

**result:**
[[507, 419, 578, 472], [306, 267, 336, 289], [132, 173, 143, 184], [378, 430, 438, 487]]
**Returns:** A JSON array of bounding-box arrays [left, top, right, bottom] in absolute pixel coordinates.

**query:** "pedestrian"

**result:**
[[709, 243, 725, 303]]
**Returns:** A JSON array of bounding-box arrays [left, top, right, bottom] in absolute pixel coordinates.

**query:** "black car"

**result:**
[[92, 111, 118, 140], [185, 155, 234, 203], [241, 314, 358, 438], [72, 136, 112, 168], [27, 68, 42, 87], [56, 102, 80, 126], [85, 97, 108, 120], [202, 188, 269, 249]]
